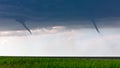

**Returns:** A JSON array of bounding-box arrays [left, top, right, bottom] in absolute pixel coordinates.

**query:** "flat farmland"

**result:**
[[0, 57, 120, 68]]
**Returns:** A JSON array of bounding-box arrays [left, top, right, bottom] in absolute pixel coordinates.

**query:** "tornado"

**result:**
[[91, 19, 100, 34], [16, 18, 32, 34]]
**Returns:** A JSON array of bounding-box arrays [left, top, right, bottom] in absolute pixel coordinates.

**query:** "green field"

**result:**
[[0, 57, 120, 68]]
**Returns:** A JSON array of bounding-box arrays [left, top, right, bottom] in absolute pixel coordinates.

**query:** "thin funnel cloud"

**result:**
[[91, 19, 100, 33], [16, 18, 32, 34]]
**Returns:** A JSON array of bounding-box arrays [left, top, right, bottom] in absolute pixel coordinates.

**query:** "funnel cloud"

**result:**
[[15, 17, 32, 34], [91, 19, 100, 33]]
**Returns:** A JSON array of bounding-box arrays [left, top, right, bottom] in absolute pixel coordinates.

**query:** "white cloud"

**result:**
[[0, 26, 66, 36], [0, 27, 120, 56]]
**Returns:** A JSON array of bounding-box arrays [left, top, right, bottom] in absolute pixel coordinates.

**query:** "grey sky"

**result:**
[[0, 0, 120, 31], [1, 0, 120, 56]]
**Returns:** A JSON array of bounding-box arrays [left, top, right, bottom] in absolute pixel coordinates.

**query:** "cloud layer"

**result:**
[[0, 27, 120, 56], [0, 0, 120, 32]]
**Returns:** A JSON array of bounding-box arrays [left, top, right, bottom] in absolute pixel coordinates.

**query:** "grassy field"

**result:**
[[0, 57, 120, 68]]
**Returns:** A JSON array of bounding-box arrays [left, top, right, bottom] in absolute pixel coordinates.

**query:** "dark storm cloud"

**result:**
[[0, 0, 120, 31]]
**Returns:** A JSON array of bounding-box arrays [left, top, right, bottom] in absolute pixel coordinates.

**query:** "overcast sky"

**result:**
[[0, 0, 120, 30], [0, 0, 120, 56]]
